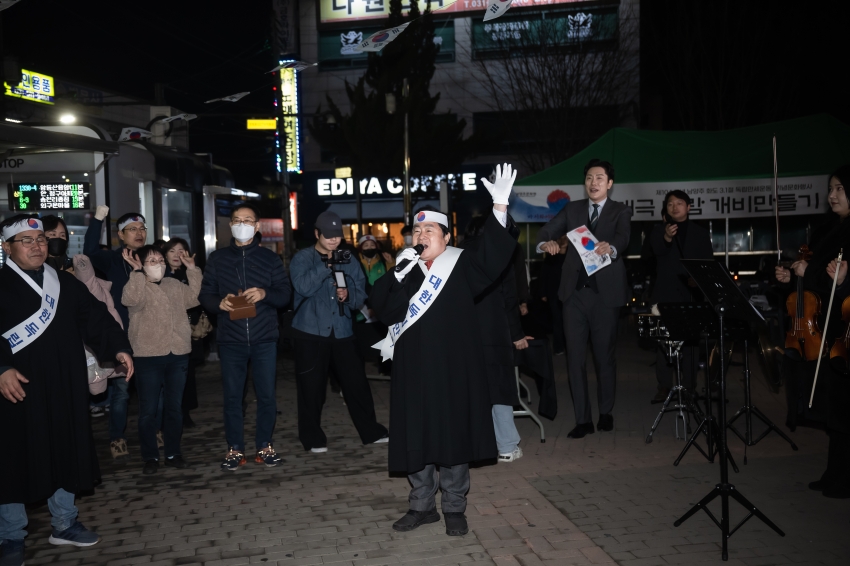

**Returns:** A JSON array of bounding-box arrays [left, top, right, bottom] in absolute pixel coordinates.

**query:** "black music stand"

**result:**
[[674, 260, 784, 562], [657, 303, 739, 471]]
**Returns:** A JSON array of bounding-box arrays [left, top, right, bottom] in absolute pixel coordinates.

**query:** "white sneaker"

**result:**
[[498, 446, 523, 463], [310, 447, 328, 453], [372, 436, 389, 444], [90, 406, 105, 418]]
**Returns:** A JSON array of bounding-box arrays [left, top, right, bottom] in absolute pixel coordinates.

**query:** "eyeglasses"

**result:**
[[122, 226, 148, 234], [145, 259, 166, 266], [231, 219, 257, 227], [10, 236, 48, 247]]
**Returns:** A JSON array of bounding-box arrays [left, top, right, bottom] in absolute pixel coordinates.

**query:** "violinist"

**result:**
[[775, 165, 850, 430], [817, 254, 850, 498]]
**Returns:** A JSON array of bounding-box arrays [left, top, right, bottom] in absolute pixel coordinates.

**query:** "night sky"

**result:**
[[4, 0, 850, 189]]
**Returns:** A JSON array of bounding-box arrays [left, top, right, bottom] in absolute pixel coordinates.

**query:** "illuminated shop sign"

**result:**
[[8, 182, 91, 211], [316, 173, 477, 196], [318, 0, 596, 25], [4, 69, 55, 105], [278, 64, 301, 173]]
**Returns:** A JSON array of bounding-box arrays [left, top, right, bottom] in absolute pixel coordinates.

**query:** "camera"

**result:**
[[324, 249, 351, 265]]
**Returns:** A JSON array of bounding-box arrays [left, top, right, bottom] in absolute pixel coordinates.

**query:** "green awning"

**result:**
[[517, 114, 850, 186]]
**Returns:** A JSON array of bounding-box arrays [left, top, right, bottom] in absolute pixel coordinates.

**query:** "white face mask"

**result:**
[[231, 224, 255, 243], [144, 264, 164, 282], [403, 235, 413, 246]]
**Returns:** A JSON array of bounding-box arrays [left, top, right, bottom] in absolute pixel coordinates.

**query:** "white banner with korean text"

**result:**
[[509, 175, 829, 223]]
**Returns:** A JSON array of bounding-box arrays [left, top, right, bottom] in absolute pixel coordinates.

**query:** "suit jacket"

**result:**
[[537, 198, 632, 307], [649, 220, 714, 304]]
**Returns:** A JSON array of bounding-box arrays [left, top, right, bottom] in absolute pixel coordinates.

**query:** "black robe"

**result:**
[[458, 237, 523, 407], [370, 213, 516, 473], [0, 264, 130, 505]]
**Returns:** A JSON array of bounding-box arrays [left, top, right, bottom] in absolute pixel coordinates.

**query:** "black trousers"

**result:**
[[294, 337, 388, 450]]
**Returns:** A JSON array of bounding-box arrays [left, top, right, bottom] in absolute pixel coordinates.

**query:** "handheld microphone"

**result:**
[[394, 244, 425, 273]]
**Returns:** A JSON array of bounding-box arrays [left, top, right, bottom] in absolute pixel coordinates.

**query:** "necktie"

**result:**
[[590, 204, 600, 232], [425, 260, 434, 270]]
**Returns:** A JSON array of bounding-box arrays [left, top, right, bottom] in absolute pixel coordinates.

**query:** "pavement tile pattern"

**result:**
[[13, 326, 849, 565]]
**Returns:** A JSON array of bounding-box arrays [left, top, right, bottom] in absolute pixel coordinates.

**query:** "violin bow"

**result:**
[[810, 249, 844, 408], [773, 135, 781, 263]]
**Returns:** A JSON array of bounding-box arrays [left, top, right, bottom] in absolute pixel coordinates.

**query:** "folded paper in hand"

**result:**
[[566, 225, 611, 276], [229, 294, 257, 321]]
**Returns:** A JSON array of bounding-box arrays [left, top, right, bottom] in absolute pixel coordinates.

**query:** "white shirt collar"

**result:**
[[589, 198, 607, 214]]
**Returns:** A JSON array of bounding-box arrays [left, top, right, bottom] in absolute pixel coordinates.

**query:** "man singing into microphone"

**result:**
[[370, 164, 518, 537], [648, 191, 714, 403]]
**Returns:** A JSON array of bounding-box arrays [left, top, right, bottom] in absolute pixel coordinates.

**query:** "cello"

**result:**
[[784, 245, 825, 361]]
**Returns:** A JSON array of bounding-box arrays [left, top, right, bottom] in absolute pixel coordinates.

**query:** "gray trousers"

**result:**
[[564, 287, 620, 424], [408, 464, 470, 513]]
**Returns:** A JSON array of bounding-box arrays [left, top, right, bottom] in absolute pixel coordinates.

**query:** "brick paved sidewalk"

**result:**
[[15, 327, 849, 565]]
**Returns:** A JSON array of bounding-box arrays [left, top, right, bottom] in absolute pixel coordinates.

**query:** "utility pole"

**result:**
[[271, 0, 295, 267], [403, 78, 411, 226]]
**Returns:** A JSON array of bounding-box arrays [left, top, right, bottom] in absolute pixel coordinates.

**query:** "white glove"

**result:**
[[481, 163, 517, 205], [394, 247, 419, 282], [95, 205, 109, 221]]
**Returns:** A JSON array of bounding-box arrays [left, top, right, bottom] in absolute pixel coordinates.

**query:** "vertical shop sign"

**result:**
[[279, 65, 301, 173]]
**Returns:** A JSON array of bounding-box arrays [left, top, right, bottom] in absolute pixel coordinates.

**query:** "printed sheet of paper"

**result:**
[[566, 225, 611, 276]]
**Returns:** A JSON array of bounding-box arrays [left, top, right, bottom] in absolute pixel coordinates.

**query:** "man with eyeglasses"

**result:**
[[0, 214, 134, 565], [199, 203, 292, 471], [83, 206, 148, 460]]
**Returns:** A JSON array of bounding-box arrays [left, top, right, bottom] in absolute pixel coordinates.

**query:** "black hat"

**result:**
[[315, 211, 344, 238]]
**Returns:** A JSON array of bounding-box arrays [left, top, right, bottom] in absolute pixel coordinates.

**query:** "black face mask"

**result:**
[[361, 248, 377, 259], [48, 237, 69, 257]]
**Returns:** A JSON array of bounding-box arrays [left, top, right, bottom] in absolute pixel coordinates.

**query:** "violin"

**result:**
[[784, 245, 825, 361]]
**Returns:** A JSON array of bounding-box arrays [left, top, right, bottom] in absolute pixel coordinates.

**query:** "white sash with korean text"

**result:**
[[2, 261, 61, 354], [373, 247, 463, 361]]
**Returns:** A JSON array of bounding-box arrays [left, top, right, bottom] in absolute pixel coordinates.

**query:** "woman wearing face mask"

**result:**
[[357, 235, 394, 291], [122, 245, 202, 474], [162, 238, 205, 428], [42, 215, 73, 273]]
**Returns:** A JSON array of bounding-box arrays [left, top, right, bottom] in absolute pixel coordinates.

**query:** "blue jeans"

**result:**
[[108, 376, 130, 441], [0, 489, 77, 541], [492, 404, 521, 454], [135, 354, 188, 461], [219, 342, 277, 452]]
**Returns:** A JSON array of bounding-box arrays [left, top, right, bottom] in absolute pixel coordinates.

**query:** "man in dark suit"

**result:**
[[648, 190, 714, 402], [537, 159, 631, 438]]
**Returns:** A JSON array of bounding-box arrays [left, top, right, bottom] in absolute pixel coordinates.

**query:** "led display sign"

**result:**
[[279, 65, 301, 173], [7, 182, 91, 211]]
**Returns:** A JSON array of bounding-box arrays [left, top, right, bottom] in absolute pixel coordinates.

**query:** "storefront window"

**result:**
[[162, 189, 194, 251]]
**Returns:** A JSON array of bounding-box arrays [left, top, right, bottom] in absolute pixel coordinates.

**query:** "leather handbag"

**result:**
[[229, 293, 257, 321]]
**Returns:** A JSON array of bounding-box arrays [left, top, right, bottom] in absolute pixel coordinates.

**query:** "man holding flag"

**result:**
[[370, 164, 518, 537]]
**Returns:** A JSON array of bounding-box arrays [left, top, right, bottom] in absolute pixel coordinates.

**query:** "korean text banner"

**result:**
[[508, 175, 829, 223], [318, 0, 593, 25], [4, 69, 55, 105]]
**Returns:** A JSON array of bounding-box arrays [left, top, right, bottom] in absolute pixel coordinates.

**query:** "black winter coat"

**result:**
[[199, 236, 291, 344]]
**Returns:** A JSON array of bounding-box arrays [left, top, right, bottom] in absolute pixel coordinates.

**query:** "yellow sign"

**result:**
[[335, 167, 352, 179], [280, 67, 300, 173], [247, 119, 277, 130], [4, 69, 55, 105], [318, 0, 591, 25]]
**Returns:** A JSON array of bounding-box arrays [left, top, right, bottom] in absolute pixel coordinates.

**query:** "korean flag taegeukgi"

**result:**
[[354, 22, 412, 53]]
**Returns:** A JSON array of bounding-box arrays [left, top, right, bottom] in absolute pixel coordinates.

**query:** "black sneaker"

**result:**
[[444, 512, 468, 536], [0, 539, 25, 566], [392, 509, 441, 532], [164, 455, 187, 469], [143, 459, 158, 475]]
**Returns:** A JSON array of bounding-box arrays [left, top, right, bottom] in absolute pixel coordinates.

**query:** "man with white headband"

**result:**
[[0, 214, 133, 564], [83, 206, 148, 460], [370, 164, 518, 537]]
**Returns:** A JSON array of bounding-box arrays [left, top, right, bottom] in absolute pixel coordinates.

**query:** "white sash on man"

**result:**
[[2, 261, 61, 354], [373, 247, 463, 361]]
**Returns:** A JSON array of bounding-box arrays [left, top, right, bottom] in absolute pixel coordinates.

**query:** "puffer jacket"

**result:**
[[199, 235, 291, 345], [122, 268, 202, 357]]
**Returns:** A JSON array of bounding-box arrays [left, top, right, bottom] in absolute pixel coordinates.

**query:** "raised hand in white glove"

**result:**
[[95, 205, 110, 221], [481, 163, 517, 205], [394, 247, 419, 282]]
